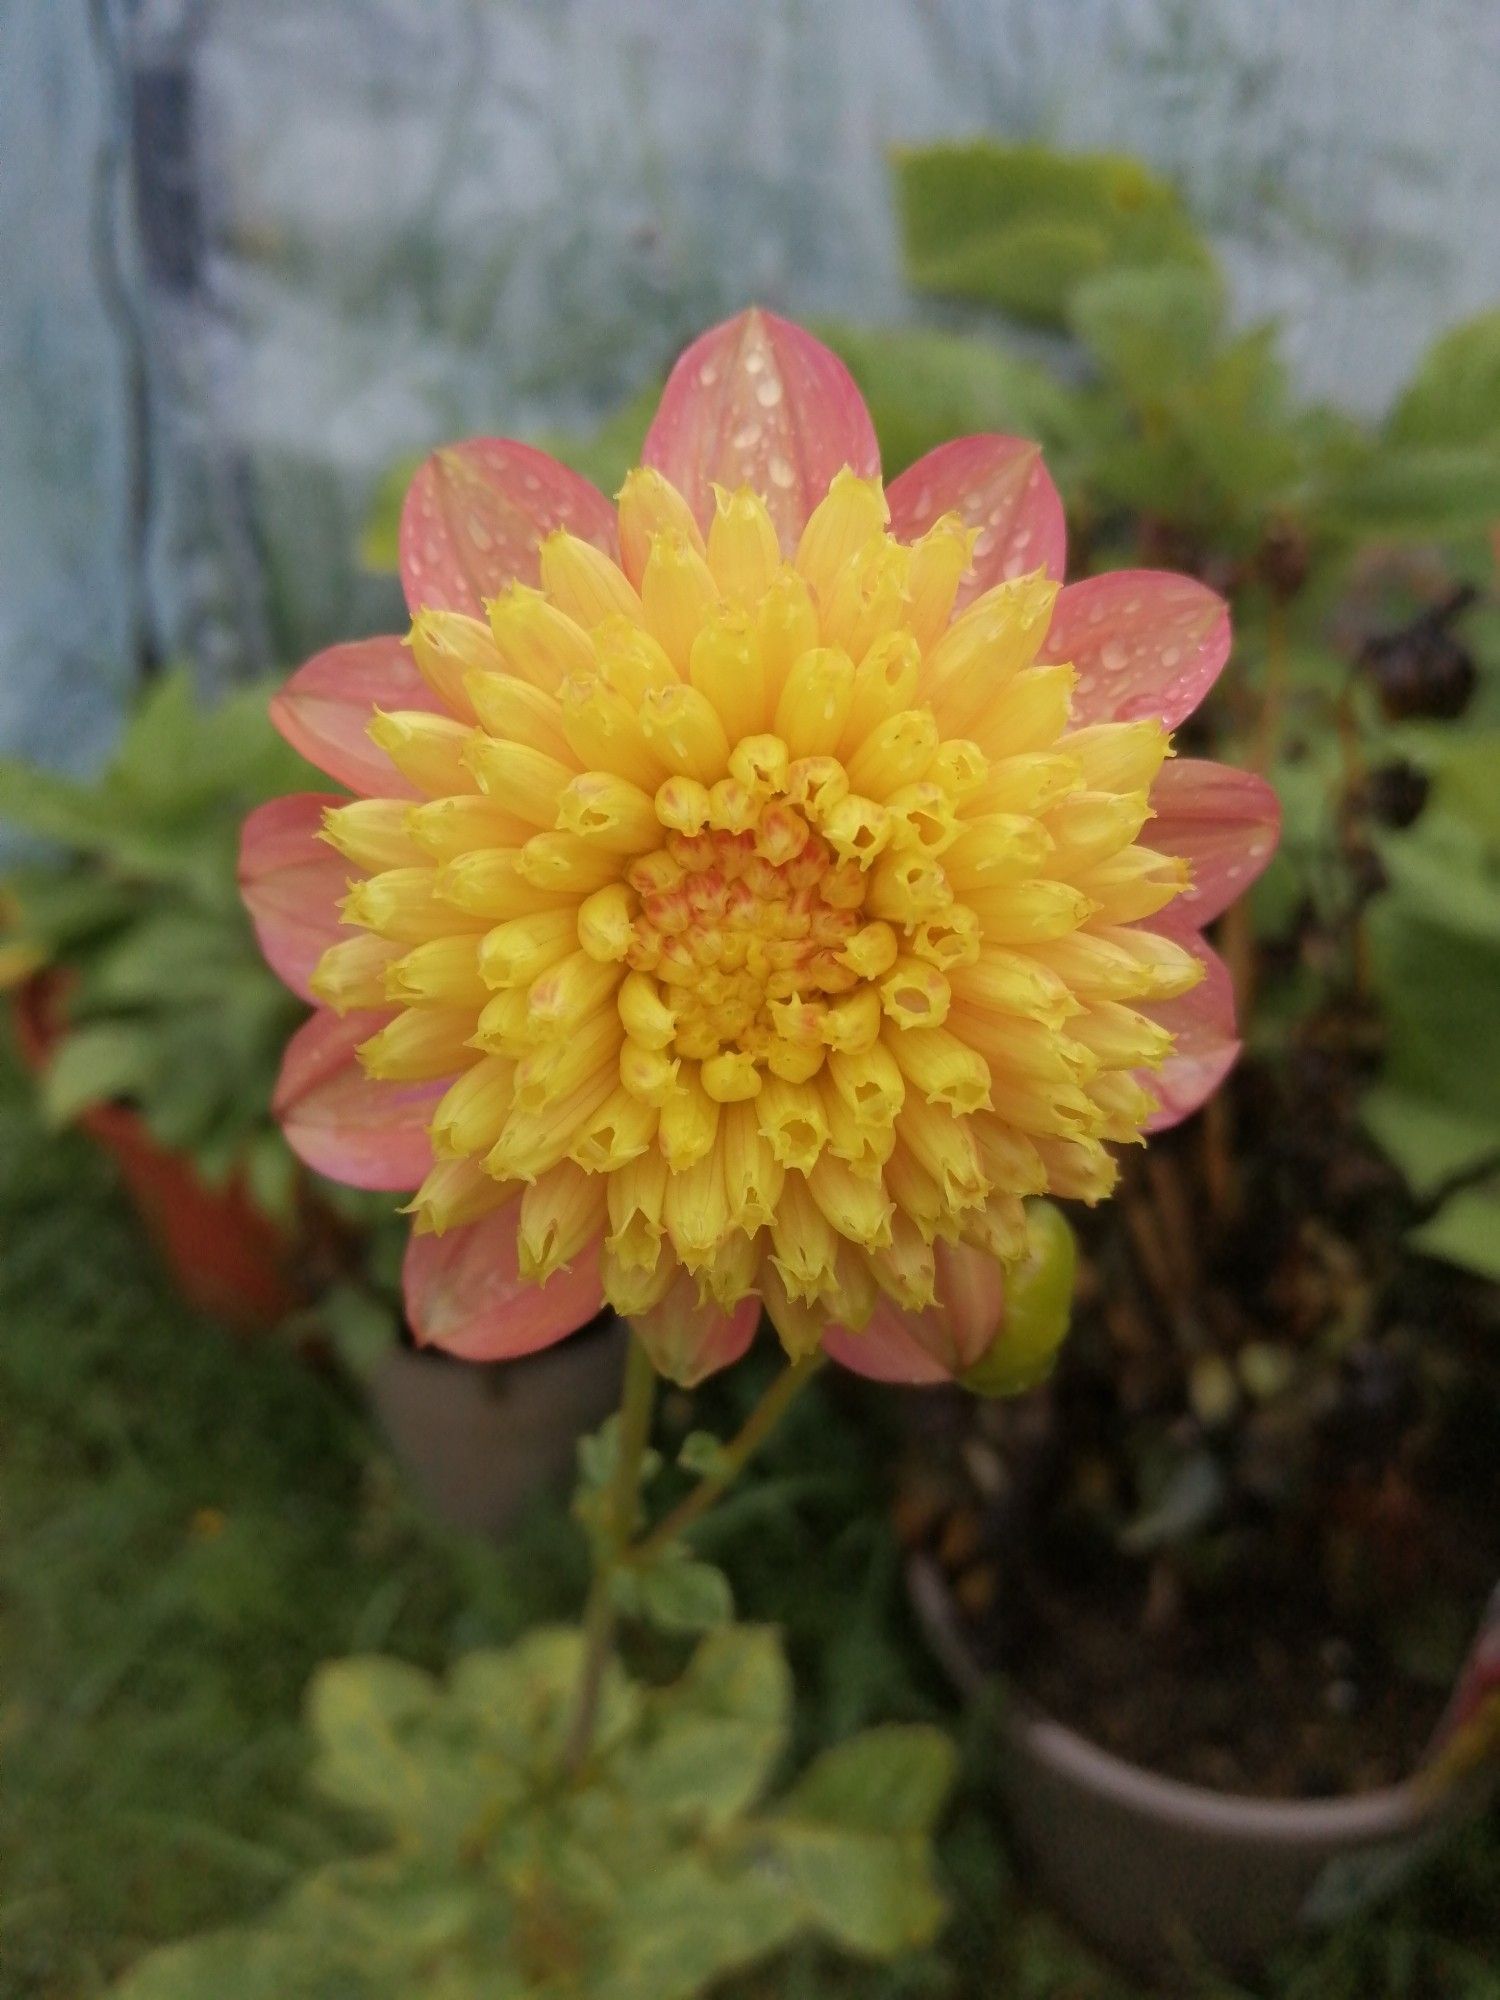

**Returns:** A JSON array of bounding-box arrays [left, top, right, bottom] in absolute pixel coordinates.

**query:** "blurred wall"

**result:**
[[4, 0, 1498, 767]]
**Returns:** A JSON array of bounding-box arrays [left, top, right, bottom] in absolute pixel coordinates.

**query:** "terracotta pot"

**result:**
[[370, 1318, 629, 1540], [908, 1555, 1469, 1981], [12, 974, 303, 1329]]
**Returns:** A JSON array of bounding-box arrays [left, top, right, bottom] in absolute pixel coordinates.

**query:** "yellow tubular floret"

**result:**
[[331, 447, 1206, 1364], [409, 610, 498, 720], [617, 466, 705, 585], [368, 711, 477, 796], [518, 1162, 608, 1280], [539, 530, 643, 628]]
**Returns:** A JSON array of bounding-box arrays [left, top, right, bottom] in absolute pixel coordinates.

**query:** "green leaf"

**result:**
[[616, 1627, 790, 1828], [635, 1555, 734, 1634], [1409, 1183, 1500, 1283], [1318, 443, 1500, 538], [765, 1727, 955, 1958], [605, 1853, 802, 2000], [894, 140, 1213, 328], [777, 1724, 955, 1838], [448, 1626, 638, 1766], [40, 1021, 160, 1124], [1390, 310, 1500, 450], [1068, 262, 1226, 394], [677, 1429, 727, 1477], [306, 1655, 447, 1823], [818, 322, 1077, 477]]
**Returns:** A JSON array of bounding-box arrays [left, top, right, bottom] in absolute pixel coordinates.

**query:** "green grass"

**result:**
[[0, 1026, 1494, 1999]]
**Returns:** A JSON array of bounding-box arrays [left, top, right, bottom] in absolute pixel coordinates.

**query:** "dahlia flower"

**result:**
[[241, 311, 1277, 1387]]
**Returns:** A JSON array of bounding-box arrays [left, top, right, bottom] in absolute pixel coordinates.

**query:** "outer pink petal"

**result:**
[[238, 793, 351, 1002], [273, 1007, 444, 1190], [642, 308, 880, 549], [1042, 571, 1231, 729], [629, 1269, 759, 1387], [403, 1207, 604, 1363], [824, 1243, 1005, 1384], [886, 435, 1066, 609], [399, 439, 617, 619], [1149, 759, 1281, 925], [1140, 925, 1240, 1130], [269, 636, 442, 799]]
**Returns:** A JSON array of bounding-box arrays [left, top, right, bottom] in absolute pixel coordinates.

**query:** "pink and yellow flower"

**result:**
[[241, 311, 1277, 1387]]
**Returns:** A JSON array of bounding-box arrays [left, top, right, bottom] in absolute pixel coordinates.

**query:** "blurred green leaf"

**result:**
[[1316, 444, 1500, 538], [636, 1553, 734, 1634], [1389, 310, 1500, 450], [40, 1022, 160, 1124], [115, 1629, 952, 1997], [818, 322, 1076, 475], [895, 140, 1212, 328], [763, 1725, 954, 1956]]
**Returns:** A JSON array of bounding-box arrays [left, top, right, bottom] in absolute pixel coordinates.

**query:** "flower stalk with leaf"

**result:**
[[113, 309, 1282, 1997]]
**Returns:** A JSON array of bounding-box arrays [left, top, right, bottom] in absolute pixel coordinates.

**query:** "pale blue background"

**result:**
[[4, 0, 1498, 778]]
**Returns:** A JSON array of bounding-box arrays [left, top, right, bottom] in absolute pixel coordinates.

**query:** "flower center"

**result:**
[[626, 812, 866, 1063]]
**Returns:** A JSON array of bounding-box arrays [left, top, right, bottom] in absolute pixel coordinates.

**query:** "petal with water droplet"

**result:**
[[400, 439, 617, 617], [643, 309, 880, 549], [1043, 571, 1230, 729]]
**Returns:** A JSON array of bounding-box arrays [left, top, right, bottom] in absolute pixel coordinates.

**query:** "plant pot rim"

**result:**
[[908, 1554, 1434, 1843]]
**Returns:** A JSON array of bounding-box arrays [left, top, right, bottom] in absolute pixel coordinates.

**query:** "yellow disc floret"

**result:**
[[315, 467, 1204, 1353]]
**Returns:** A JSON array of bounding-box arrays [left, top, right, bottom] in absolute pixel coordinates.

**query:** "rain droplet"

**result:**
[[1101, 640, 1129, 674], [755, 377, 783, 408], [768, 455, 795, 489]]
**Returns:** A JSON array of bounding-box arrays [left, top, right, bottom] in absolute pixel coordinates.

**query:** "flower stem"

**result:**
[[563, 1333, 656, 1777], [631, 1351, 825, 1565]]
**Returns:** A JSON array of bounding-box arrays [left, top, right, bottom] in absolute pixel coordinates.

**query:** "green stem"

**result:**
[[562, 1335, 656, 1778], [630, 1352, 825, 1565]]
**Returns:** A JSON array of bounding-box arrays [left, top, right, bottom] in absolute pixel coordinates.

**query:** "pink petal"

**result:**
[[269, 636, 442, 798], [1149, 759, 1281, 925], [825, 1243, 1005, 1384], [273, 1008, 444, 1189], [823, 1303, 953, 1385], [1139, 925, 1240, 1130], [642, 308, 880, 550], [238, 793, 351, 1002], [628, 1270, 760, 1387], [887, 435, 1066, 609], [404, 1207, 604, 1363], [399, 440, 617, 618], [1042, 571, 1231, 729]]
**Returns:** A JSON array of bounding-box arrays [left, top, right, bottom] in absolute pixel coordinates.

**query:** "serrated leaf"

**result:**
[[449, 1626, 639, 1766], [618, 1628, 791, 1828]]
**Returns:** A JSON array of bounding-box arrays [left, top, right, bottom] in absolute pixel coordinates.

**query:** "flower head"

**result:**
[[242, 312, 1277, 1386]]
